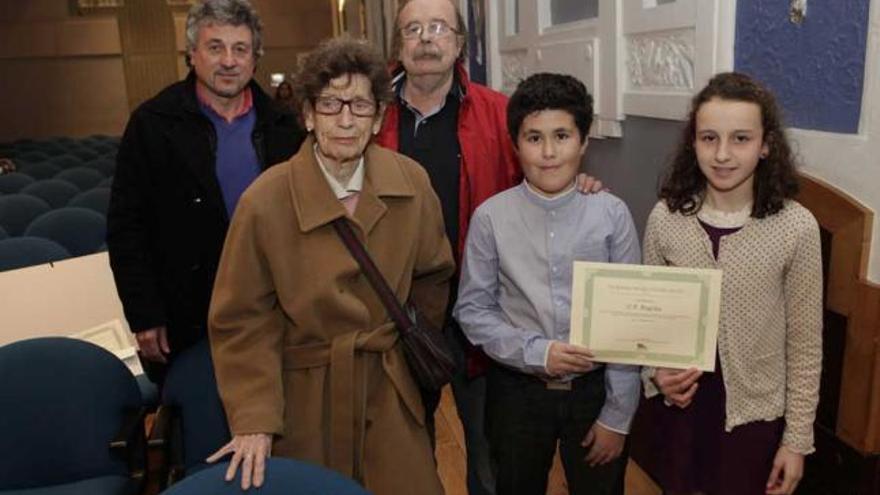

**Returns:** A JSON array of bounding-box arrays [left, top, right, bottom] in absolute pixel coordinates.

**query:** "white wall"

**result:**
[[791, 0, 880, 281]]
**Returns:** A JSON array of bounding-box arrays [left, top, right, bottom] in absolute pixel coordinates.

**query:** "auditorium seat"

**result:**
[[92, 143, 118, 156], [55, 136, 78, 148], [69, 147, 101, 162], [16, 150, 50, 163], [35, 142, 68, 157], [85, 158, 116, 177], [24, 207, 106, 257], [0, 194, 51, 236], [21, 179, 81, 209], [0, 338, 146, 494], [68, 188, 111, 216], [150, 339, 230, 486], [55, 166, 105, 190], [0, 237, 70, 272], [0, 225, 7, 240], [159, 459, 369, 495], [18, 162, 63, 181], [24, 140, 67, 157], [0, 172, 36, 194], [48, 154, 85, 170]]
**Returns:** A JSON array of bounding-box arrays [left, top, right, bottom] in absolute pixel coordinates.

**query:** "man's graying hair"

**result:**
[[391, 0, 468, 64], [185, 0, 264, 66]]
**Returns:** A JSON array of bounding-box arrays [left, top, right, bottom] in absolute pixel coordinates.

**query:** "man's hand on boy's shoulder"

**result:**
[[575, 173, 604, 194], [582, 422, 625, 467], [545, 341, 594, 376]]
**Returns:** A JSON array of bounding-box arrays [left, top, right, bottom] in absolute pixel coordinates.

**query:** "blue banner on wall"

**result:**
[[735, 0, 869, 134]]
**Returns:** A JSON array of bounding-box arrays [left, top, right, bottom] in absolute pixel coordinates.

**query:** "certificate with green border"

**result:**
[[569, 262, 721, 371]]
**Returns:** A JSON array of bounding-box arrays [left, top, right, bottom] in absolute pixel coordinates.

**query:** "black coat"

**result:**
[[107, 73, 305, 353]]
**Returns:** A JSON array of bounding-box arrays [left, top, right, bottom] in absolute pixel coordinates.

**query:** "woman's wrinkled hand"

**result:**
[[206, 433, 273, 490]]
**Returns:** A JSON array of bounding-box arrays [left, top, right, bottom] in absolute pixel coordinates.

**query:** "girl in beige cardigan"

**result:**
[[641, 73, 822, 495]]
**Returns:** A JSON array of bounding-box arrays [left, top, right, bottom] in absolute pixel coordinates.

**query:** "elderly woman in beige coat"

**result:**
[[206, 38, 453, 494]]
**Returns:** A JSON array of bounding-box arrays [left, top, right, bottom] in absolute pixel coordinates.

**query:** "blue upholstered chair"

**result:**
[[18, 162, 63, 181], [21, 179, 81, 209], [22, 140, 67, 157], [159, 459, 370, 495], [85, 158, 116, 177], [16, 150, 50, 163], [0, 338, 146, 494], [0, 172, 35, 194], [55, 136, 78, 148], [0, 237, 70, 272], [0, 194, 51, 236], [24, 207, 106, 257], [92, 143, 118, 156], [55, 167, 105, 189], [69, 147, 101, 162], [48, 154, 85, 170], [34, 142, 68, 157], [0, 225, 7, 240], [68, 188, 111, 215], [150, 339, 231, 486]]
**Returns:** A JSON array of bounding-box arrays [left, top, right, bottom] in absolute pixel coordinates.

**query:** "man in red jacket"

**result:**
[[375, 2, 599, 494]]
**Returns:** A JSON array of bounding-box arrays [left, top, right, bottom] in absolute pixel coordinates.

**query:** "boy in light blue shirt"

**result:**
[[453, 73, 641, 495]]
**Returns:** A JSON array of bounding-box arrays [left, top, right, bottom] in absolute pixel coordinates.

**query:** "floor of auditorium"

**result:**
[[433, 387, 661, 495], [144, 385, 661, 494]]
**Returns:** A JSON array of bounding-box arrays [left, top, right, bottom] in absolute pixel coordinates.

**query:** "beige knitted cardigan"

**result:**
[[641, 199, 822, 454]]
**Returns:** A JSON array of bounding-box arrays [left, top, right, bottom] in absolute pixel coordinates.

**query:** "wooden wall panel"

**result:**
[[840, 283, 880, 452], [0, 0, 126, 140], [0, 0, 331, 141], [797, 174, 880, 454], [0, 57, 128, 139], [798, 175, 872, 316], [117, 0, 178, 112]]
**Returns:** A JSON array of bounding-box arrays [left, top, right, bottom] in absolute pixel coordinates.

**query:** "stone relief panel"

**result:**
[[501, 50, 530, 95], [735, 0, 869, 133], [626, 28, 695, 90]]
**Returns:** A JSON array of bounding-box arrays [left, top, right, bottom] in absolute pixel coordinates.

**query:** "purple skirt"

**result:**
[[646, 356, 783, 495]]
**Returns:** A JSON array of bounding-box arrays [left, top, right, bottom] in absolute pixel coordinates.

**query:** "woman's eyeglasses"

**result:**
[[313, 96, 378, 117]]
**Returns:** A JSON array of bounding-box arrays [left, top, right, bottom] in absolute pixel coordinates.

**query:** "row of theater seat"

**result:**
[[2, 134, 119, 158], [1, 168, 112, 192], [0, 135, 117, 272], [0, 337, 369, 494]]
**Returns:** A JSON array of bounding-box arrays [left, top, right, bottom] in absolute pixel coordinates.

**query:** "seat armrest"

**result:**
[[148, 404, 172, 448], [110, 406, 147, 484], [148, 405, 186, 487]]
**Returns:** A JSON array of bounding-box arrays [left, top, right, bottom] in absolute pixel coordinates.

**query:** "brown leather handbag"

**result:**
[[333, 218, 455, 391]]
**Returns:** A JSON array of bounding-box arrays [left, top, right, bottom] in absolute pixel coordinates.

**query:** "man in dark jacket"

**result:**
[[107, 0, 305, 372]]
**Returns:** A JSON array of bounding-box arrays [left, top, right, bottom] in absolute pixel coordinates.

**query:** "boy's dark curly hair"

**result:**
[[507, 73, 594, 146]]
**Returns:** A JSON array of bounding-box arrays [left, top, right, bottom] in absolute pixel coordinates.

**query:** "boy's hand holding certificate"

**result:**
[[569, 262, 722, 371]]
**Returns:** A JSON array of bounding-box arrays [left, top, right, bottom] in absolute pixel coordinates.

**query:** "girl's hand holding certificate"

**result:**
[[653, 367, 703, 408]]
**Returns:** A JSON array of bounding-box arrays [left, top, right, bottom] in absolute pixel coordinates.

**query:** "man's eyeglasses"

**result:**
[[400, 21, 460, 40], [313, 96, 378, 117]]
